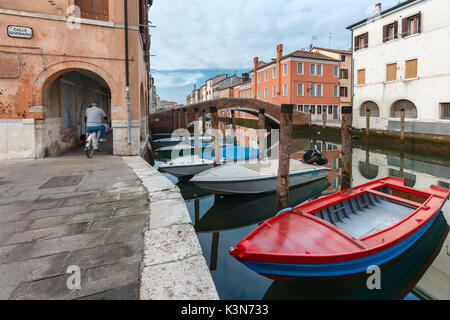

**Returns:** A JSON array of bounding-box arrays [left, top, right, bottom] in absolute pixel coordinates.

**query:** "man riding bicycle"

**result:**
[[85, 101, 108, 145]]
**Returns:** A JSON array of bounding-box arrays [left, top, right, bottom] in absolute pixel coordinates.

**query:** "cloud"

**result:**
[[153, 71, 206, 88], [148, 0, 400, 101]]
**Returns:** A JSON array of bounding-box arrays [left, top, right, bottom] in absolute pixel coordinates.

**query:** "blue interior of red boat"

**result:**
[[312, 187, 421, 239]]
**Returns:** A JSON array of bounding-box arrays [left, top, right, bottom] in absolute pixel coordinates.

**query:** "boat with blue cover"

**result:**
[[158, 144, 260, 178]]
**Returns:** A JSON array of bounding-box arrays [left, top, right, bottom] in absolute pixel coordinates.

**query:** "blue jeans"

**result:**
[[87, 125, 106, 139]]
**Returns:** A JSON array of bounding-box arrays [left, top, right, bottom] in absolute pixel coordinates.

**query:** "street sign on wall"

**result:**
[[7, 26, 33, 39]]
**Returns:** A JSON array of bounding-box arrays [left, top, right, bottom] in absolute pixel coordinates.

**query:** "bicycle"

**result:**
[[84, 129, 104, 158]]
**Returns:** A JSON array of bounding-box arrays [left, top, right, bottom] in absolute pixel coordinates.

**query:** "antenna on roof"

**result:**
[[310, 35, 318, 50], [329, 32, 335, 48]]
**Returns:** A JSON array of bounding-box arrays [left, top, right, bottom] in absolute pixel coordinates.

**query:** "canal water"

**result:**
[[154, 123, 450, 300]]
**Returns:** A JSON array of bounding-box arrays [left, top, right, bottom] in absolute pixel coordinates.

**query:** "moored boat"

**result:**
[[229, 177, 450, 279], [190, 159, 330, 195], [158, 145, 260, 178]]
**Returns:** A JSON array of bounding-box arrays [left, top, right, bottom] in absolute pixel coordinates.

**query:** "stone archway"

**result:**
[[390, 99, 418, 119], [32, 61, 117, 157]]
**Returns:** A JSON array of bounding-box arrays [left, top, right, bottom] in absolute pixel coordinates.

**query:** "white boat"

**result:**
[[158, 145, 260, 178], [189, 159, 331, 195], [159, 155, 215, 178], [154, 135, 212, 148]]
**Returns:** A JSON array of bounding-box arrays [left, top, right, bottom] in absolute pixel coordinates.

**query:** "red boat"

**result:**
[[230, 177, 450, 280]]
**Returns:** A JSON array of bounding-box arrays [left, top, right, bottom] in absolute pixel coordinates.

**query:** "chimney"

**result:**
[[194, 84, 196, 91], [277, 44, 283, 60], [375, 3, 381, 15], [253, 57, 259, 69]]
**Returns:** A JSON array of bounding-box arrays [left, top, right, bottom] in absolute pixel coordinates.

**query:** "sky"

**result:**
[[149, 0, 402, 104]]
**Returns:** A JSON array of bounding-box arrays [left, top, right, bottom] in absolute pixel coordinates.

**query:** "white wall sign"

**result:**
[[7, 26, 33, 39]]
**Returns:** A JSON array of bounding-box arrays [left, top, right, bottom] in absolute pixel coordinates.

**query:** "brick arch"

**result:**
[[149, 98, 310, 132], [32, 60, 119, 107]]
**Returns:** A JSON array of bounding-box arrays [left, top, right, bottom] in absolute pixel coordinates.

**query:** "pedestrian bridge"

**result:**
[[149, 98, 310, 132]]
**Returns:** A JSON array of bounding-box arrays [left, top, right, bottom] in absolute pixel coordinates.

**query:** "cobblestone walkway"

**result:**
[[0, 149, 149, 299]]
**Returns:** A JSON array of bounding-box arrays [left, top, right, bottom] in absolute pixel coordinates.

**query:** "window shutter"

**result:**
[[402, 18, 408, 37], [417, 12, 422, 33], [383, 25, 388, 42], [354, 36, 360, 51], [364, 33, 369, 48], [394, 21, 399, 39]]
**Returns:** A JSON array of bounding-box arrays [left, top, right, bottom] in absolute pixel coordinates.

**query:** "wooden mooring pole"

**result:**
[[202, 109, 206, 135], [210, 107, 220, 166], [194, 108, 200, 156], [340, 107, 353, 191], [400, 108, 405, 143], [258, 109, 266, 161], [366, 109, 370, 137], [322, 107, 327, 129], [183, 108, 188, 129], [277, 104, 294, 211]]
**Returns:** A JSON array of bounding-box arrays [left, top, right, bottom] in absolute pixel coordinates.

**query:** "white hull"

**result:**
[[159, 156, 215, 178], [190, 160, 331, 194], [192, 170, 329, 194]]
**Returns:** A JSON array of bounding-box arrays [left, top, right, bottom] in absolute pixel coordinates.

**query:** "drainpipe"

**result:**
[[124, 0, 132, 153]]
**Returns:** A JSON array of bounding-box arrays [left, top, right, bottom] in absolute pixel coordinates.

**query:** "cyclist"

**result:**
[[85, 101, 108, 145]]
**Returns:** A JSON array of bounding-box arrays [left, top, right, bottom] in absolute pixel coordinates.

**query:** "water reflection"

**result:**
[[156, 122, 450, 300]]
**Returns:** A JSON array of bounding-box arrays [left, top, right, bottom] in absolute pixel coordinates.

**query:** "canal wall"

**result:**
[[121, 156, 219, 300], [295, 125, 450, 160]]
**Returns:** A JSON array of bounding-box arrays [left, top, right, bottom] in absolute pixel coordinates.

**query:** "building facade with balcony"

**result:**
[[348, 0, 450, 137], [0, 0, 152, 159]]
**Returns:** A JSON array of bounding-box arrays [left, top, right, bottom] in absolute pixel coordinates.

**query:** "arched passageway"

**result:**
[[41, 69, 112, 156]]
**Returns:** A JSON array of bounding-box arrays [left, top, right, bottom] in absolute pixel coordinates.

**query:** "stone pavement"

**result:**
[[0, 148, 149, 299]]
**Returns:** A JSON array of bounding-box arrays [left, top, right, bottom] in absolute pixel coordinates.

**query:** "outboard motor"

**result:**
[[303, 149, 328, 166]]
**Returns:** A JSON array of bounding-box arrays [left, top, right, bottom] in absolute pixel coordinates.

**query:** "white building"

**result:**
[[347, 0, 450, 136]]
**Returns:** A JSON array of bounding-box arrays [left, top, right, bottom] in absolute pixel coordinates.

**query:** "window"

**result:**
[[310, 64, 316, 75], [297, 105, 303, 112], [383, 22, 398, 42], [340, 69, 348, 79], [390, 99, 418, 118], [257, 73, 261, 83], [264, 71, 268, 81], [403, 13, 421, 37], [310, 84, 316, 97], [304, 105, 310, 113], [340, 86, 348, 97], [333, 66, 339, 77], [333, 86, 339, 97], [283, 63, 288, 75], [328, 106, 333, 115], [257, 89, 260, 99], [357, 69, 366, 85], [75, 0, 109, 21], [264, 88, 268, 99], [317, 105, 322, 114], [283, 84, 288, 97], [341, 54, 346, 62], [317, 65, 323, 76], [439, 103, 450, 120], [317, 84, 323, 97], [297, 62, 304, 74], [272, 86, 276, 98], [273, 68, 277, 79], [297, 83, 304, 96], [311, 105, 316, 114], [386, 63, 397, 81], [405, 59, 418, 79], [355, 32, 369, 50]]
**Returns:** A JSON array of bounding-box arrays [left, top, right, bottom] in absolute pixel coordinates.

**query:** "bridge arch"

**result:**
[[149, 98, 310, 132]]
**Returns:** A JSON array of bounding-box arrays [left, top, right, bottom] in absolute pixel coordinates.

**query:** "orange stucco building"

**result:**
[[234, 44, 341, 121], [0, 0, 151, 159]]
